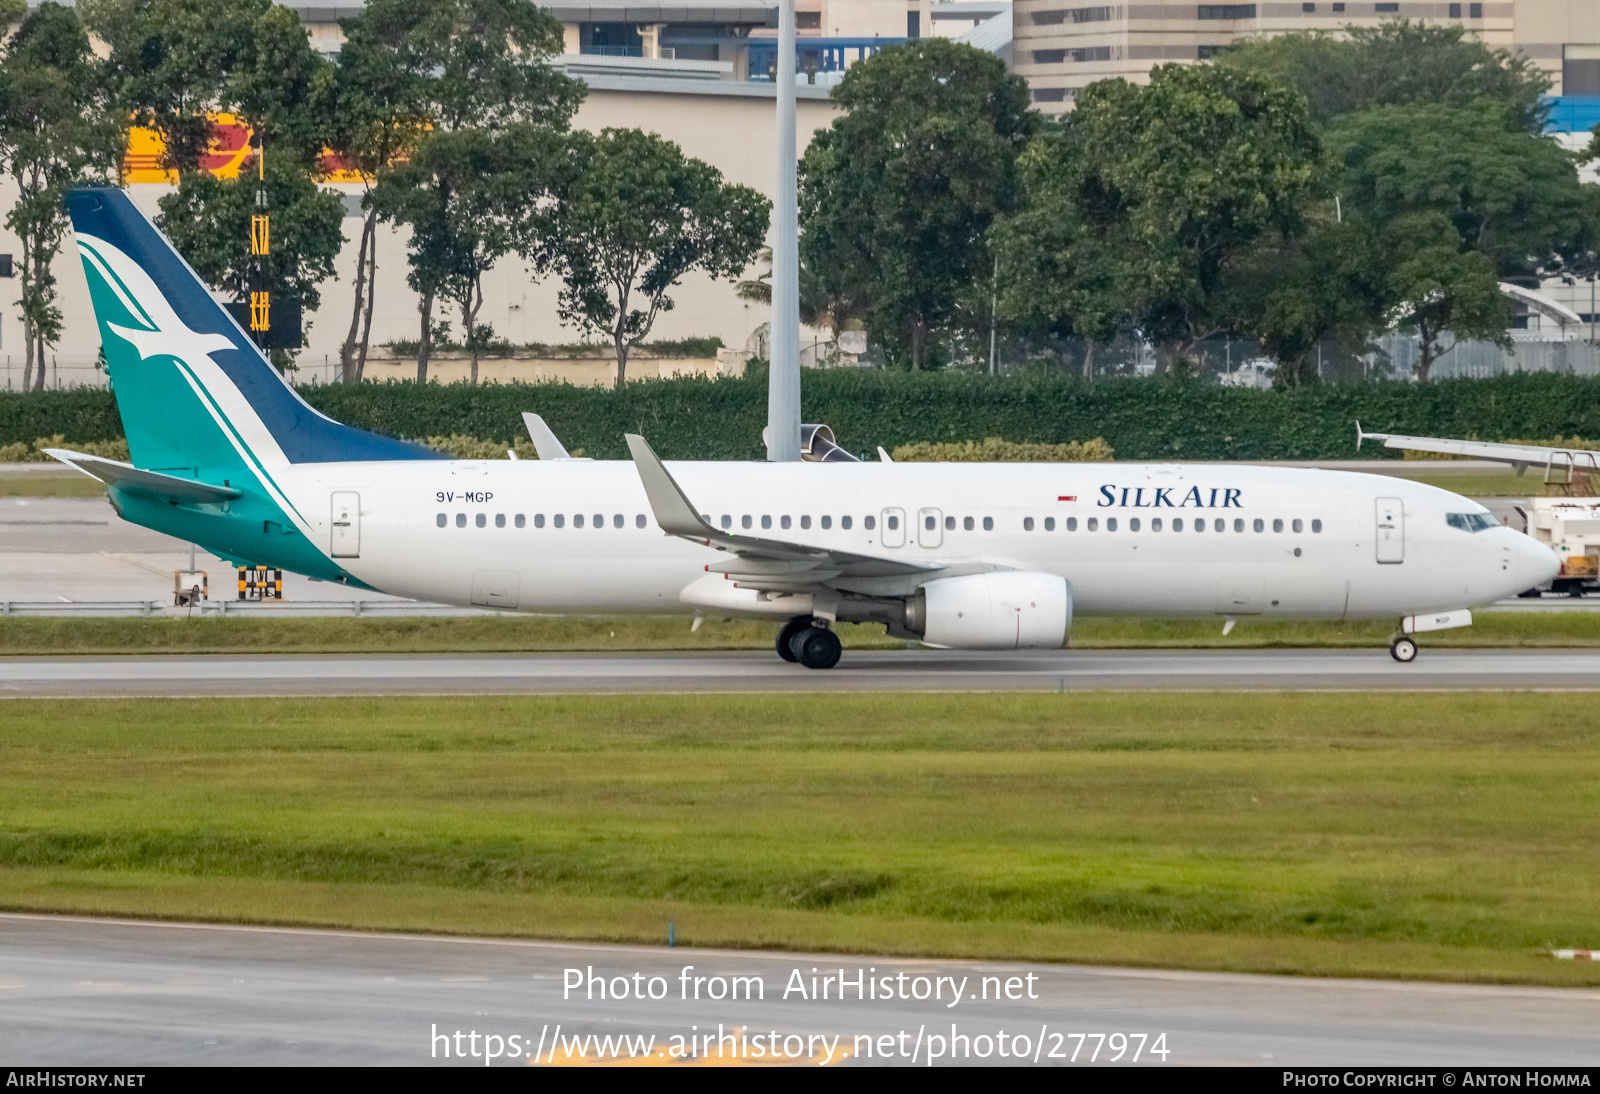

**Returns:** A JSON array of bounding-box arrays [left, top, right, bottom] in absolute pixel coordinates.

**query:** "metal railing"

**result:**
[[0, 599, 497, 617]]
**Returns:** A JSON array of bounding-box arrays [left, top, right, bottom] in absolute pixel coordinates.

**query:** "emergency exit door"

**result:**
[[331, 492, 360, 558], [881, 507, 906, 548], [918, 507, 943, 548], [1375, 497, 1403, 563]]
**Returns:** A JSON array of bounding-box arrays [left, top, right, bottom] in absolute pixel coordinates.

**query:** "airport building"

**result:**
[[1, 0, 1015, 389], [1015, 1, 1598, 111]]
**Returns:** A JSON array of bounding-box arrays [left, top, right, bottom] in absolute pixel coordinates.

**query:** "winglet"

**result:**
[[625, 434, 717, 539], [877, 446, 893, 463], [522, 413, 571, 460], [1354, 421, 1390, 452]]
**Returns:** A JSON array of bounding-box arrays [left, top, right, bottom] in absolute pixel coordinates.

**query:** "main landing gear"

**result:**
[[1389, 635, 1418, 663], [777, 616, 842, 670]]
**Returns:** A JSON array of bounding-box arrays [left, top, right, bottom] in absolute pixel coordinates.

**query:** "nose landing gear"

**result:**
[[1390, 635, 1418, 663], [776, 615, 842, 670]]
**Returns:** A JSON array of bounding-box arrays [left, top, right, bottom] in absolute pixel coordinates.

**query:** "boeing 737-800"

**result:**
[[47, 188, 1557, 667]]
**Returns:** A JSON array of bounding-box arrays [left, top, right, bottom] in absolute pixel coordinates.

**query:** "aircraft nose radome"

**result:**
[[1517, 535, 1560, 589]]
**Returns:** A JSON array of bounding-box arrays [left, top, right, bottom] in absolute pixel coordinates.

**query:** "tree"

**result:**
[[81, 0, 266, 175], [0, 1, 119, 392], [1328, 102, 1592, 283], [374, 126, 554, 383], [224, 2, 336, 167], [1218, 19, 1551, 133], [364, 0, 582, 379], [735, 247, 865, 338], [539, 127, 769, 385], [995, 63, 1321, 373], [1235, 219, 1388, 388], [1382, 211, 1509, 382], [155, 151, 345, 367], [325, 0, 435, 382], [1326, 101, 1595, 378], [800, 39, 1035, 369]]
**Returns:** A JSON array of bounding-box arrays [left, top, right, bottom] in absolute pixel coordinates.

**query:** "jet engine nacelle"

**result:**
[[907, 572, 1071, 650]]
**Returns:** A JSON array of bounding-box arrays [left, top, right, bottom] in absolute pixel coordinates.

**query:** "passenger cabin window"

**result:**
[[1106, 517, 1118, 531], [1173, 518, 1182, 531], [963, 516, 974, 531], [1045, 517, 1055, 531], [1130, 517, 1141, 532], [1272, 518, 1283, 532], [593, 513, 603, 528], [554, 514, 565, 528], [1152, 518, 1163, 532], [1253, 518, 1264, 533], [1067, 517, 1077, 531], [516, 514, 527, 528], [1292, 519, 1302, 533], [720, 515, 731, 529], [456, 513, 466, 528], [495, 514, 505, 528], [476, 513, 486, 528], [534, 514, 545, 528], [841, 516, 852, 530], [822, 516, 832, 529], [864, 515, 875, 530], [945, 515, 955, 530], [436, 513, 446, 527], [1024, 517, 1034, 531], [1311, 519, 1322, 533], [575, 514, 585, 528], [761, 515, 772, 529], [636, 514, 646, 528], [781, 515, 792, 529], [742, 515, 752, 529], [982, 516, 993, 531], [614, 514, 624, 528], [1233, 519, 1244, 532], [802, 515, 812, 529]]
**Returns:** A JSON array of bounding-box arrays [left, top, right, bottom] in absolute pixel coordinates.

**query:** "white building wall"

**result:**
[[0, 80, 841, 391]]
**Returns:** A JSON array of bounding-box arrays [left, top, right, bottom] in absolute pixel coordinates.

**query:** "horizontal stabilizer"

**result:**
[[43, 449, 242, 504]]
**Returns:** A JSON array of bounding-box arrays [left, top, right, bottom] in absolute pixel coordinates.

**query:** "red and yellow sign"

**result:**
[[122, 113, 365, 184]]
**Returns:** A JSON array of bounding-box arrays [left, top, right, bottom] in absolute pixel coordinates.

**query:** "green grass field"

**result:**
[[0, 472, 104, 498], [1, 693, 1598, 986], [3, 610, 1600, 655]]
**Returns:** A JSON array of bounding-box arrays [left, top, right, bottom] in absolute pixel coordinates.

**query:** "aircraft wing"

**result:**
[[1355, 424, 1600, 473], [624, 433, 937, 588], [43, 448, 242, 504]]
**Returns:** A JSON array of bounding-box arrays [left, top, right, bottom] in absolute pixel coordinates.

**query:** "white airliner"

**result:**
[[48, 188, 1557, 667]]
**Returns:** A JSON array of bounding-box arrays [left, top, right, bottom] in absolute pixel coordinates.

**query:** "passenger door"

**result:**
[[881, 507, 906, 548], [330, 491, 360, 558], [917, 507, 943, 549], [1375, 497, 1404, 564]]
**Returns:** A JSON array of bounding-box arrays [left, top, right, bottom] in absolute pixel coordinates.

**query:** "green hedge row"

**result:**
[[5, 370, 1600, 461]]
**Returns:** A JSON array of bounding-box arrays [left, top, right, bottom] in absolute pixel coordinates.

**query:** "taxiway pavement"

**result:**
[[2, 647, 1598, 696], [1, 914, 1595, 1067]]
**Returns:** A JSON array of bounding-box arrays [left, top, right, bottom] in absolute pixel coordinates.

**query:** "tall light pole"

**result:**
[[764, 0, 802, 462]]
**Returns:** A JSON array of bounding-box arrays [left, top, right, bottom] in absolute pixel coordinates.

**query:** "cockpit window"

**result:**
[[1446, 512, 1497, 533]]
